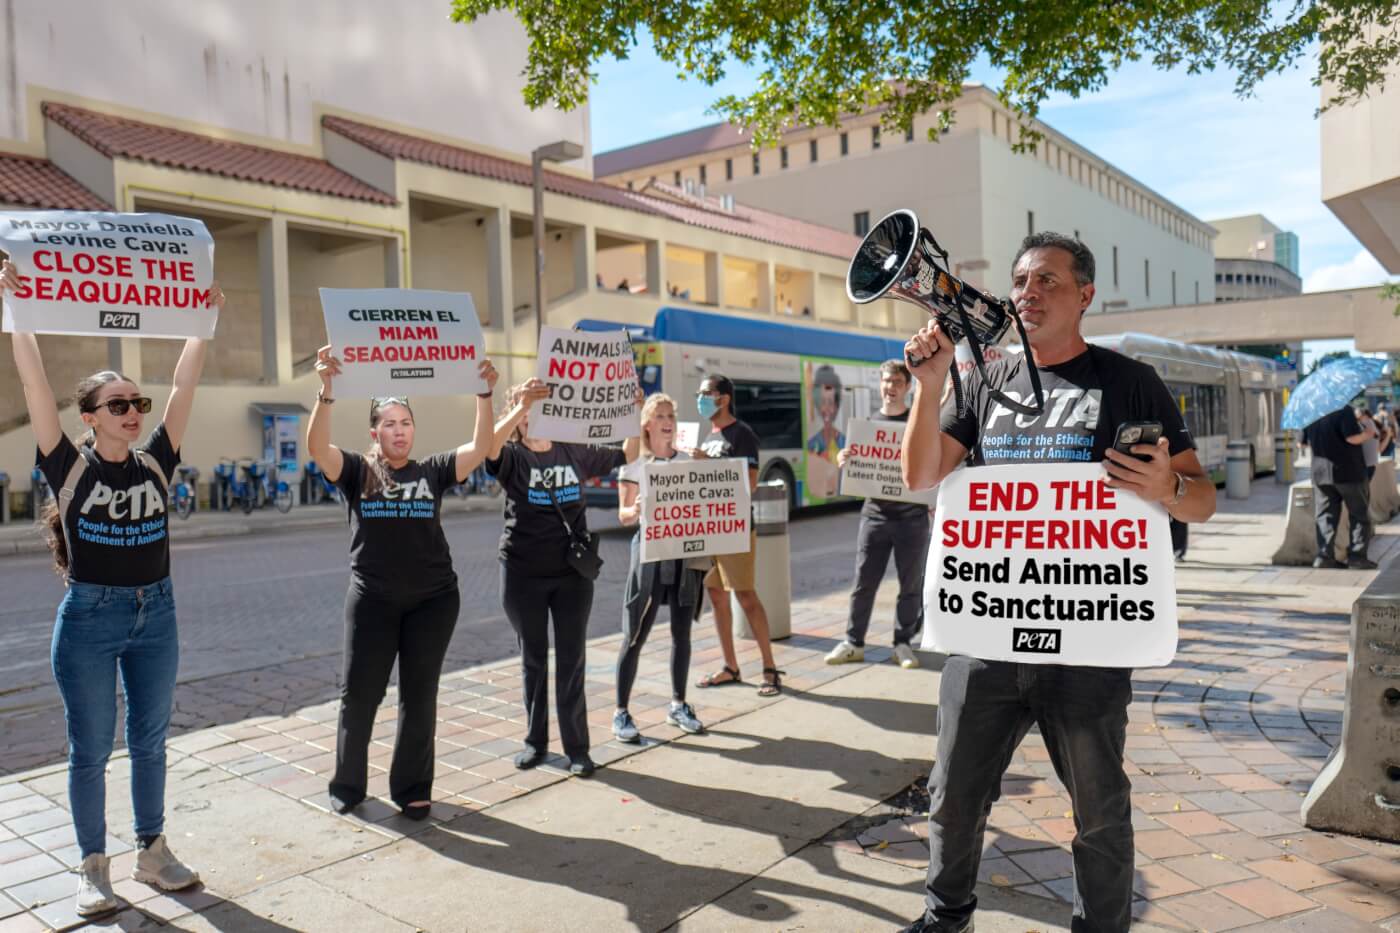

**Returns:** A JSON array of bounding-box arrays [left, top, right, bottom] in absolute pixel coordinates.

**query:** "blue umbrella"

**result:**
[[1281, 357, 1390, 430]]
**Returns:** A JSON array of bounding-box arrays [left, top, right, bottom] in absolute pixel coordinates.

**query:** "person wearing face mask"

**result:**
[[825, 359, 927, 670], [306, 347, 500, 819], [4, 259, 219, 917]]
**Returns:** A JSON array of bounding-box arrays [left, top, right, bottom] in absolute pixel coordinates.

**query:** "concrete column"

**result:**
[[646, 240, 666, 298], [759, 261, 775, 314], [107, 337, 142, 383], [484, 205, 514, 333], [383, 235, 406, 288], [257, 217, 292, 385], [705, 253, 723, 307], [575, 224, 595, 295]]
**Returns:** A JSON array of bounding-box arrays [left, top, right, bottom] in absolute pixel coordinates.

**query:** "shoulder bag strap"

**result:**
[[134, 449, 169, 492]]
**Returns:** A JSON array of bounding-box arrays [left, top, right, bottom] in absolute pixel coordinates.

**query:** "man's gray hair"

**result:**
[[1013, 232, 1096, 286]]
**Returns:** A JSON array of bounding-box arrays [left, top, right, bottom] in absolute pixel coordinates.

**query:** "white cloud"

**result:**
[[1304, 250, 1391, 292]]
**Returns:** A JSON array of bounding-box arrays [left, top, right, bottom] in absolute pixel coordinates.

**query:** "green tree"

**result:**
[[1307, 349, 1353, 375], [449, 0, 1400, 146]]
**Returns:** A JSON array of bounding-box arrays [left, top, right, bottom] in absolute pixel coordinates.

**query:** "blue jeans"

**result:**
[[51, 578, 179, 857], [924, 657, 1134, 933]]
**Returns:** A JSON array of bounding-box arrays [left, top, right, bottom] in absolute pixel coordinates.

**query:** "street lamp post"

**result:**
[[532, 140, 584, 346]]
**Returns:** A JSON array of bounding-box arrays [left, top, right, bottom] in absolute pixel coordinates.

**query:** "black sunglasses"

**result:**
[[90, 397, 153, 416]]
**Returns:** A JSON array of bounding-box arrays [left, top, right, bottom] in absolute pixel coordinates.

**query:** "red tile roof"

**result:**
[[594, 122, 749, 177], [43, 103, 395, 205], [0, 153, 109, 211], [323, 116, 860, 260]]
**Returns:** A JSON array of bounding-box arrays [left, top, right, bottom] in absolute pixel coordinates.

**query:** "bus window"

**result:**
[[732, 380, 803, 449]]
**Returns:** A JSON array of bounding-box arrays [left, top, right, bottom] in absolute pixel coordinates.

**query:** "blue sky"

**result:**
[[590, 42, 1388, 306]]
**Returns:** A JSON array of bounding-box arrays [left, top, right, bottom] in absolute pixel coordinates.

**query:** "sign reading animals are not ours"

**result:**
[[0, 210, 217, 339], [319, 288, 487, 398], [531, 325, 640, 443]]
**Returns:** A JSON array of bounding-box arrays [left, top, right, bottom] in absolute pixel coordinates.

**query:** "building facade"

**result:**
[[597, 85, 1217, 313], [1210, 214, 1301, 276]]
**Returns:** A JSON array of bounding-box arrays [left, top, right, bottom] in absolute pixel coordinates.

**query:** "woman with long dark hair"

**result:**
[[486, 380, 641, 776], [4, 258, 219, 917], [307, 346, 499, 819]]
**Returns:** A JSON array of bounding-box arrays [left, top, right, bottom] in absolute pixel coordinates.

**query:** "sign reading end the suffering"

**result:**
[[640, 458, 751, 563], [1, 210, 216, 339], [922, 462, 1178, 667], [532, 326, 640, 443], [839, 418, 934, 505], [320, 288, 486, 398]]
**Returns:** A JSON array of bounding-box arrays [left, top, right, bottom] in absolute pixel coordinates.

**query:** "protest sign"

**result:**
[[640, 457, 751, 562], [0, 210, 216, 339], [532, 325, 639, 443], [675, 421, 700, 451], [922, 462, 1178, 667], [839, 418, 935, 505], [320, 288, 486, 398]]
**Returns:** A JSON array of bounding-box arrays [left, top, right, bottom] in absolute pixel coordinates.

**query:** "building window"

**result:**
[[992, 111, 998, 137], [1195, 281, 1200, 304], [725, 158, 733, 181], [809, 139, 818, 163], [905, 125, 915, 142], [1073, 229, 1080, 240], [872, 126, 881, 149], [699, 164, 707, 185], [1144, 259, 1150, 298], [1171, 269, 1177, 305], [674, 170, 681, 186], [854, 211, 871, 237], [1027, 211, 1035, 237], [1113, 247, 1119, 287], [780, 146, 789, 169], [752, 153, 761, 175], [840, 132, 849, 156]]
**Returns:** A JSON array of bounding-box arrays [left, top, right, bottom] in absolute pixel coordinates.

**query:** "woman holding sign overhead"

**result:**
[[307, 346, 499, 820], [486, 380, 643, 777], [613, 393, 708, 743], [3, 259, 217, 917]]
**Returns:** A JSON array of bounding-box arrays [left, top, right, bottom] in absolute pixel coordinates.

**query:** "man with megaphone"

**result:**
[[877, 226, 1217, 933]]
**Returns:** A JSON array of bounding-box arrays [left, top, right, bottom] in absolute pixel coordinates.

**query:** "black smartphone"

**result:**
[[1113, 421, 1162, 460]]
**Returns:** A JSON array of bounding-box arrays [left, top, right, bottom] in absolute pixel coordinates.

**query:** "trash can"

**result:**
[[0, 472, 9, 525], [733, 481, 792, 642], [1226, 440, 1251, 500], [1275, 434, 1294, 484]]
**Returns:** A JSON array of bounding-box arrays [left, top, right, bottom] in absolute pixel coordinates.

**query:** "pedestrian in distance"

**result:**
[[613, 392, 709, 744], [689, 374, 784, 697], [486, 380, 643, 777], [4, 258, 218, 917], [825, 359, 928, 670], [306, 346, 500, 819], [1304, 405, 1376, 569]]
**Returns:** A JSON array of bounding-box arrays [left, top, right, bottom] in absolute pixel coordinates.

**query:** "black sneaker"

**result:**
[[1349, 557, 1379, 570], [1313, 556, 1347, 569], [514, 744, 546, 770], [568, 755, 596, 777], [899, 917, 973, 933]]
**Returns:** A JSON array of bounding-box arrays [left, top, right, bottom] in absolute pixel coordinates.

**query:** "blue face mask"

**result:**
[[697, 395, 718, 419]]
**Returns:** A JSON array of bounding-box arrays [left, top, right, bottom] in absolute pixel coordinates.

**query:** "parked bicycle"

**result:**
[[303, 459, 341, 505], [217, 458, 256, 514], [171, 465, 200, 520], [30, 466, 51, 518], [449, 463, 502, 499], [248, 459, 294, 514]]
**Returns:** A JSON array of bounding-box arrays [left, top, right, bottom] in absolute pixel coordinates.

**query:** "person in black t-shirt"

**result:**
[[5, 259, 216, 917], [307, 345, 503, 819], [689, 373, 784, 697], [896, 234, 1217, 933], [825, 359, 929, 670], [1302, 406, 1374, 568], [486, 379, 643, 777]]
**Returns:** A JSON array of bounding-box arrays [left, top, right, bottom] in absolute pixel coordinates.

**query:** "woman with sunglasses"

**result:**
[[4, 259, 219, 917], [307, 347, 499, 820]]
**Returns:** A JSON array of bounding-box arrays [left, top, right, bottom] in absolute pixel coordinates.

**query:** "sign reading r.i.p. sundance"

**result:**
[[922, 462, 1178, 667]]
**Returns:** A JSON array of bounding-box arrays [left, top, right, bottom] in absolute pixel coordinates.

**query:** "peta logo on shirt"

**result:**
[[530, 465, 580, 489], [985, 388, 1101, 432], [380, 478, 433, 501], [79, 479, 167, 520]]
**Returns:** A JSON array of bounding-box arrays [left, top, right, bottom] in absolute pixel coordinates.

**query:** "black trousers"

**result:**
[[616, 571, 701, 708], [500, 564, 593, 758], [846, 511, 929, 647], [1314, 482, 1370, 562], [331, 583, 460, 808]]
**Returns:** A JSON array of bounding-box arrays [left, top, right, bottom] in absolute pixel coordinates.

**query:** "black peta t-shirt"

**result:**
[[486, 442, 628, 577], [700, 420, 761, 470], [941, 345, 1194, 465], [1304, 408, 1366, 484], [335, 449, 459, 598], [37, 424, 180, 586], [861, 409, 928, 522]]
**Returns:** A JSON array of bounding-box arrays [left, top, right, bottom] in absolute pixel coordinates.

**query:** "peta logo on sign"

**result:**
[[99, 310, 140, 331], [587, 424, 612, 439], [881, 485, 903, 497], [1012, 628, 1061, 654], [683, 539, 704, 553]]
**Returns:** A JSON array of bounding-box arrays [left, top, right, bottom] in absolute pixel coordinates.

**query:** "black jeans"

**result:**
[[616, 571, 701, 708], [1314, 481, 1370, 562], [331, 583, 460, 809], [924, 657, 1134, 933], [847, 511, 929, 647], [500, 564, 593, 758]]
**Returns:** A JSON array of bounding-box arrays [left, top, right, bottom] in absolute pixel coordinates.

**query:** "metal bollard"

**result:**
[[0, 472, 9, 524], [1226, 440, 1252, 500], [733, 481, 792, 642], [1275, 434, 1294, 484]]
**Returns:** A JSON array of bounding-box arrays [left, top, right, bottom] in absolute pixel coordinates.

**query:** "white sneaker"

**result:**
[[894, 643, 920, 669], [825, 641, 865, 664], [133, 835, 201, 891], [75, 853, 119, 916]]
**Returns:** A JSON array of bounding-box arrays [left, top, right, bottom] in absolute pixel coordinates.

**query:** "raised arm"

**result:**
[[901, 320, 967, 491], [162, 282, 221, 451], [307, 345, 345, 482], [454, 359, 500, 481], [622, 386, 645, 463], [488, 378, 550, 459], [3, 261, 62, 456]]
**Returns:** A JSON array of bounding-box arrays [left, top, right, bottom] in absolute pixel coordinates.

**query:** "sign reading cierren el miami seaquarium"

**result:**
[[0, 210, 217, 339]]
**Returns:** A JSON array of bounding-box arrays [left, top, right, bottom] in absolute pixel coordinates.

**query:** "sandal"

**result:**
[[697, 666, 741, 688], [757, 668, 785, 697]]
